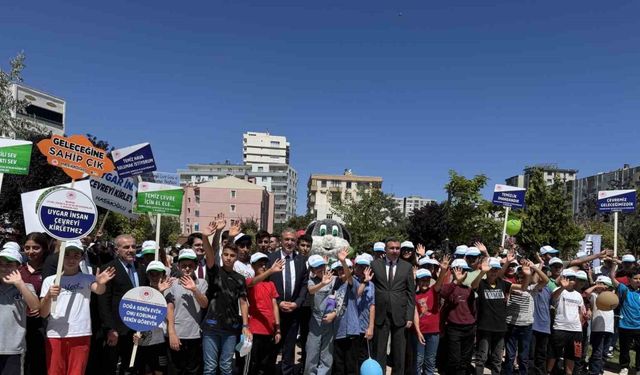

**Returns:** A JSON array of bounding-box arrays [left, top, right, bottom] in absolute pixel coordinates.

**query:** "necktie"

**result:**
[[388, 262, 394, 285], [126, 263, 136, 287], [198, 263, 204, 279], [284, 255, 292, 300]]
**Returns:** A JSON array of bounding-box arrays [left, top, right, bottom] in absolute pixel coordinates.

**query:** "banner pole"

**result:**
[[155, 214, 161, 262], [129, 332, 140, 368], [51, 240, 66, 317], [97, 211, 110, 234], [501, 206, 510, 248], [614, 211, 619, 258]]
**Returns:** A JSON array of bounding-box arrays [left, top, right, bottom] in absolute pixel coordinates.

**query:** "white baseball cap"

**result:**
[[418, 256, 430, 266], [146, 260, 166, 273], [549, 257, 564, 266], [454, 245, 468, 256], [575, 270, 588, 281], [401, 241, 414, 249], [2, 242, 21, 252], [451, 258, 471, 270], [141, 240, 157, 255], [250, 252, 269, 264], [562, 269, 577, 278], [465, 247, 481, 257], [355, 255, 371, 266], [63, 239, 84, 252], [359, 253, 374, 263], [178, 248, 198, 261], [331, 259, 353, 270], [595, 275, 613, 287], [540, 245, 559, 255], [489, 257, 502, 269], [373, 242, 385, 252], [0, 247, 22, 264], [576, 251, 587, 259], [416, 269, 432, 279], [426, 258, 440, 266], [308, 254, 326, 268], [622, 254, 636, 263], [425, 250, 434, 257]]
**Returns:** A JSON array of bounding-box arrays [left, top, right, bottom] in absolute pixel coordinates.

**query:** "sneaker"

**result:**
[[620, 368, 628, 375], [605, 350, 614, 359]]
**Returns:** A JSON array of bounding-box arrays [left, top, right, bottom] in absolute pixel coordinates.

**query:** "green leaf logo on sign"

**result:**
[[0, 139, 32, 175], [135, 182, 183, 216]]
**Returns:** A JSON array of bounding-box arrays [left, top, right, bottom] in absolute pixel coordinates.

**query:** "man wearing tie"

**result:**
[[370, 238, 416, 375], [98, 234, 147, 375], [268, 228, 309, 375]]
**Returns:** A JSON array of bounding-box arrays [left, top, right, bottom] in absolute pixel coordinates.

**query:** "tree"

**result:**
[[274, 213, 314, 235], [443, 170, 502, 251], [516, 168, 583, 258], [331, 187, 406, 252], [406, 202, 447, 250], [98, 212, 181, 249]]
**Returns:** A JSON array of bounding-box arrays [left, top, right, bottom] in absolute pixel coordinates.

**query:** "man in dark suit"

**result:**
[[268, 228, 309, 375], [97, 234, 147, 375], [371, 238, 416, 375]]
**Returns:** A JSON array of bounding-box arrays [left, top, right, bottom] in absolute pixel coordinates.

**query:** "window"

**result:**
[[188, 208, 191, 214], [188, 197, 191, 203], [231, 190, 236, 198], [271, 141, 280, 146], [321, 181, 327, 188], [346, 182, 352, 189], [195, 210, 200, 217], [195, 196, 200, 204], [194, 223, 200, 231], [258, 166, 264, 172], [230, 204, 236, 212], [326, 213, 333, 219]]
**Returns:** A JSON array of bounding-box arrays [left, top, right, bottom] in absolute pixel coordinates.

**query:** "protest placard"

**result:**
[[112, 143, 157, 178], [36, 134, 115, 179]]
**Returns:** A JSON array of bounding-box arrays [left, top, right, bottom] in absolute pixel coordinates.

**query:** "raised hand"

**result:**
[[521, 261, 532, 276], [560, 276, 570, 289], [452, 267, 465, 283], [158, 276, 174, 293], [215, 213, 227, 231], [2, 270, 24, 286], [440, 255, 451, 270], [95, 267, 116, 285], [416, 244, 426, 257], [363, 267, 374, 283], [270, 259, 285, 273], [228, 219, 242, 238], [506, 250, 516, 264], [474, 242, 488, 256], [337, 248, 348, 262], [180, 275, 196, 292], [321, 269, 334, 286], [480, 257, 491, 273]]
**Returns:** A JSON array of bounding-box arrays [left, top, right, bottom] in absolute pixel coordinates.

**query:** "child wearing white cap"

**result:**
[[165, 249, 210, 375], [245, 253, 285, 375], [305, 254, 335, 374], [547, 269, 586, 375], [40, 240, 116, 375], [353, 255, 375, 370], [0, 246, 40, 374], [414, 255, 450, 375]]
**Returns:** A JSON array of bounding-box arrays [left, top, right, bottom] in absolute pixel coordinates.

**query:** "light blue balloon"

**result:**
[[360, 358, 383, 375]]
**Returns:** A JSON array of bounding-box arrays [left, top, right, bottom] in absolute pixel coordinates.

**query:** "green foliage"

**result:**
[[516, 168, 583, 258], [406, 202, 447, 250], [240, 219, 260, 238], [98, 212, 181, 248], [331, 187, 406, 252], [443, 170, 502, 250], [274, 213, 314, 235]]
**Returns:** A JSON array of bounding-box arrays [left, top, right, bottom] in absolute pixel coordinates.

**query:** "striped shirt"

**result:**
[[506, 288, 534, 326]]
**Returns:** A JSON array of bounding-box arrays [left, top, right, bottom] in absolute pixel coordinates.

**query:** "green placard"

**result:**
[[135, 182, 183, 216], [0, 139, 32, 175]]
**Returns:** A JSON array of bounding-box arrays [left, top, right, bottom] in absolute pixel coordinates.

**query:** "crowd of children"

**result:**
[[1, 219, 640, 375]]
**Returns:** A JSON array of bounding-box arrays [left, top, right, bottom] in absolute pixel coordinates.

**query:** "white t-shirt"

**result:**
[[553, 289, 584, 332], [233, 261, 254, 279], [41, 273, 95, 338], [591, 293, 614, 333]]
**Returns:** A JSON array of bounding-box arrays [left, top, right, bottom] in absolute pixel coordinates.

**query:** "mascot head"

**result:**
[[305, 219, 351, 260]]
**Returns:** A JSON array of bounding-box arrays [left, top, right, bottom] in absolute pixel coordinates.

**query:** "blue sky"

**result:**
[[2, 1, 639, 214]]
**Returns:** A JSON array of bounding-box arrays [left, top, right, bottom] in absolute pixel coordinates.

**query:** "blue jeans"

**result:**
[[416, 333, 440, 375], [504, 324, 533, 375], [589, 331, 612, 375], [202, 331, 237, 375]]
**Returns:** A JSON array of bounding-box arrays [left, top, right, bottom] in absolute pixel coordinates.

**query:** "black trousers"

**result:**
[[104, 331, 135, 375], [24, 317, 47, 375], [277, 311, 300, 375], [249, 334, 279, 375], [619, 328, 640, 369], [530, 330, 549, 375], [446, 323, 476, 375], [333, 335, 361, 375], [374, 315, 407, 375], [169, 338, 202, 375], [298, 306, 312, 370]]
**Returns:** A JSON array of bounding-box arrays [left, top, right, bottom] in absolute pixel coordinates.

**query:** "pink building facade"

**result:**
[[181, 176, 275, 234]]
